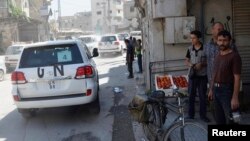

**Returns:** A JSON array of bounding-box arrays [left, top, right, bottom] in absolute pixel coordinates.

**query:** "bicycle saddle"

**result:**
[[149, 90, 165, 102]]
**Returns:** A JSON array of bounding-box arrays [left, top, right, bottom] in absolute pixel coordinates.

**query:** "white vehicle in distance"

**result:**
[[11, 40, 100, 118], [98, 34, 126, 56], [130, 30, 142, 40], [0, 56, 6, 81], [118, 33, 130, 50], [118, 33, 130, 40], [5, 44, 25, 72], [78, 35, 100, 53]]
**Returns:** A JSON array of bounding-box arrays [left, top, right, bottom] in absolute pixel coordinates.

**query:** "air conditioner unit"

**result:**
[[164, 17, 196, 44], [152, 0, 187, 19]]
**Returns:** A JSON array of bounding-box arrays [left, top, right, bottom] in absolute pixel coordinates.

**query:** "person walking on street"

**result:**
[[185, 30, 210, 122], [208, 30, 242, 124], [136, 39, 143, 73], [125, 39, 134, 79]]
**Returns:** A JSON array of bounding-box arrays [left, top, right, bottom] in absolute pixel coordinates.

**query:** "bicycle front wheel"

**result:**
[[143, 104, 162, 141], [162, 120, 208, 141]]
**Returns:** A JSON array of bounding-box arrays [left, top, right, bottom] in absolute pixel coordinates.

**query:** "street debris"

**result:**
[[113, 87, 123, 93]]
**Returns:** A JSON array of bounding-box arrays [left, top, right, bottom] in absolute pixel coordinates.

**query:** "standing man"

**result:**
[[208, 30, 242, 124], [206, 22, 237, 85], [205, 22, 224, 83], [185, 30, 210, 122], [125, 39, 134, 79], [136, 39, 143, 73]]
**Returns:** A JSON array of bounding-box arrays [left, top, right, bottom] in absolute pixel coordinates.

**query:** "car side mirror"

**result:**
[[92, 48, 99, 57]]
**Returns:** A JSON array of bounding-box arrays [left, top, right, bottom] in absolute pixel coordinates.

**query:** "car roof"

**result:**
[[79, 35, 98, 38], [9, 44, 27, 47], [101, 34, 118, 37], [130, 31, 141, 33], [118, 33, 129, 35], [23, 40, 80, 49]]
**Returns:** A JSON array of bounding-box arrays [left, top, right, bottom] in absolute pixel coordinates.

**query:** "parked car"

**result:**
[[11, 40, 100, 118], [78, 35, 100, 53], [130, 30, 142, 40], [98, 34, 126, 56], [0, 56, 6, 81], [5, 44, 25, 72]]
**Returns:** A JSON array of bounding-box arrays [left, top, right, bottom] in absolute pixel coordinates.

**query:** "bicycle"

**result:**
[[142, 90, 168, 141], [142, 89, 208, 141], [161, 88, 208, 141]]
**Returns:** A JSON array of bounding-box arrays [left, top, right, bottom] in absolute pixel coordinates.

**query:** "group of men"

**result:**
[[186, 22, 242, 125], [124, 37, 143, 79]]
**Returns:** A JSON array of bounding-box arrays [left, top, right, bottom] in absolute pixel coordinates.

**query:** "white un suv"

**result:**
[[98, 34, 125, 56], [11, 40, 100, 117]]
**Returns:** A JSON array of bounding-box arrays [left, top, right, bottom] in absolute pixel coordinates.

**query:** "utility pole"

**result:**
[[107, 0, 111, 33], [101, 1, 106, 34], [58, 0, 62, 31]]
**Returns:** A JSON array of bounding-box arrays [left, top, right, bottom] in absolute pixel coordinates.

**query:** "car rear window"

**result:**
[[19, 44, 83, 68], [101, 36, 117, 42]]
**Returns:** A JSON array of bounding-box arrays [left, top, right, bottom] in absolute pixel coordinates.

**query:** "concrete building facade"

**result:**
[[16, 0, 30, 17], [0, 0, 9, 18], [0, 0, 30, 54], [0, 0, 29, 18], [60, 12, 92, 33], [0, 0, 53, 54], [29, 0, 53, 41], [123, 0, 140, 31], [91, 0, 124, 34]]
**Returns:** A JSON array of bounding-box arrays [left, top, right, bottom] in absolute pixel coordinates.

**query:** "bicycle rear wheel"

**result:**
[[143, 104, 162, 141], [162, 120, 207, 141]]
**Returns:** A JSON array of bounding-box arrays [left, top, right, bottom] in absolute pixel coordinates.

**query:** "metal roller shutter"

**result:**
[[233, 0, 250, 83]]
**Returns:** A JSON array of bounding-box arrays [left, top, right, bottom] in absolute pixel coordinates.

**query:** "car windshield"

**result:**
[[101, 36, 117, 42], [19, 44, 83, 68], [5, 46, 24, 55]]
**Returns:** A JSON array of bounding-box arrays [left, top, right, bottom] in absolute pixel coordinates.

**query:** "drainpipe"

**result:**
[[200, 0, 205, 43]]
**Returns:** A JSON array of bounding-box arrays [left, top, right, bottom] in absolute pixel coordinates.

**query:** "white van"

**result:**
[[130, 31, 142, 40], [5, 44, 25, 72]]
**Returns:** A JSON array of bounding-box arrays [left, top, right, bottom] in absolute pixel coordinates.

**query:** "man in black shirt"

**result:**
[[125, 39, 134, 78]]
